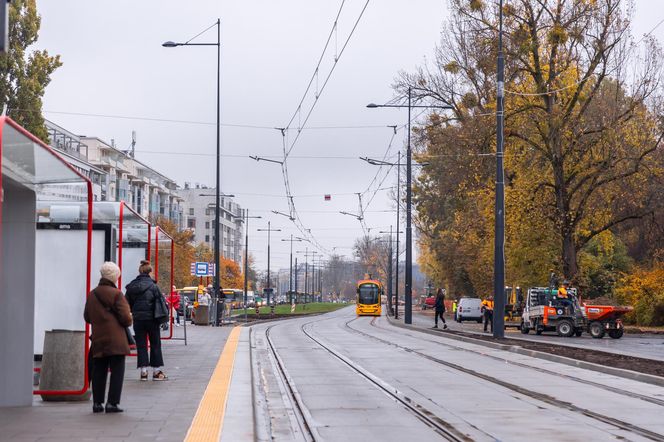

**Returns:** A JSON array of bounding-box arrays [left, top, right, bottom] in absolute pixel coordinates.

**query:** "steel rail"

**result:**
[[264, 324, 320, 442], [296, 319, 472, 441], [343, 318, 664, 442], [366, 318, 664, 408]]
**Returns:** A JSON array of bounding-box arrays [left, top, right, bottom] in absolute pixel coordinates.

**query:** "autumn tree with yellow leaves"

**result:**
[[397, 0, 664, 323]]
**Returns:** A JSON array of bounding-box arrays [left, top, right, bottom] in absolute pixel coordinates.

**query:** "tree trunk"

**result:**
[[562, 233, 578, 280]]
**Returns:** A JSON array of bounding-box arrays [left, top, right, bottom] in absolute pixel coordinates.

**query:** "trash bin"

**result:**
[[194, 305, 210, 325], [39, 330, 90, 401]]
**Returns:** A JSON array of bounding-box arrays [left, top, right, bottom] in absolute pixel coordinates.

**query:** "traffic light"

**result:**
[[0, 1, 9, 53]]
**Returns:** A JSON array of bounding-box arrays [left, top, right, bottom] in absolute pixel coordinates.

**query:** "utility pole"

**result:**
[[493, 0, 506, 338], [380, 226, 394, 316], [241, 209, 261, 323], [297, 249, 314, 303], [281, 235, 302, 304], [257, 221, 281, 306], [294, 257, 299, 302], [395, 152, 401, 320]]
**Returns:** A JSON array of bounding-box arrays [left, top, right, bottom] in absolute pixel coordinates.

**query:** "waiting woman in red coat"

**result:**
[[167, 285, 181, 326], [84, 262, 132, 413]]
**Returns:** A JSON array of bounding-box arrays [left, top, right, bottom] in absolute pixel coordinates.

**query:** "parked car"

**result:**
[[456, 297, 483, 323], [421, 296, 436, 310]]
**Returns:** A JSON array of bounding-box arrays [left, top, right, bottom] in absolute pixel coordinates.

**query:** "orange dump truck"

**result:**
[[582, 304, 633, 339]]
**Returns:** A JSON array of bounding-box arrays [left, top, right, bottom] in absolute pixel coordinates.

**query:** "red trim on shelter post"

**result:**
[[118, 202, 124, 287], [3, 116, 95, 397]]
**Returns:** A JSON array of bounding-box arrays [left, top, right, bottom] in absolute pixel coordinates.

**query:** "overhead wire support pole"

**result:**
[[493, 0, 506, 338], [257, 221, 281, 306], [366, 92, 453, 325], [282, 235, 303, 304]]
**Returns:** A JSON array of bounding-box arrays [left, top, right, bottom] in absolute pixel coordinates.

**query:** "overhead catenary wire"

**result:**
[[18, 109, 392, 131]]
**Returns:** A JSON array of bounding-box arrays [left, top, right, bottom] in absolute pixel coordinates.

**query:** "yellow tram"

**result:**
[[356, 279, 382, 316]]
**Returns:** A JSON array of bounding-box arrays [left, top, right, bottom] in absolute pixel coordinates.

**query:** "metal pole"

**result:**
[[267, 220, 271, 305], [289, 235, 293, 304], [305, 248, 309, 303], [213, 18, 221, 327], [395, 154, 401, 320], [388, 225, 393, 315], [244, 209, 249, 323], [294, 257, 299, 302], [405, 87, 413, 325], [493, 0, 506, 338]]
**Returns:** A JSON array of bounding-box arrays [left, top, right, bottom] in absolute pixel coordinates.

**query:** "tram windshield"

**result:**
[[358, 284, 380, 305]]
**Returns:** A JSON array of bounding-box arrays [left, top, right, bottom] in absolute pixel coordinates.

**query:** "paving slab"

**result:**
[[0, 324, 231, 442]]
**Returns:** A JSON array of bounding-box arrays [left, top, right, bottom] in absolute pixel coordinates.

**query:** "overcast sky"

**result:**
[[35, 0, 664, 270]]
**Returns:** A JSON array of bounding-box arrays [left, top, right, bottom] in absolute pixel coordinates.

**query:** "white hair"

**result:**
[[100, 261, 121, 284]]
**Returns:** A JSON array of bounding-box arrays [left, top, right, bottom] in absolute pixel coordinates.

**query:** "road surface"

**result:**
[[412, 308, 664, 362], [249, 306, 664, 441]]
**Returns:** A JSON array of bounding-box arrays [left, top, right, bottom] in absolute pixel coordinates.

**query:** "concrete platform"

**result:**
[[0, 323, 232, 442]]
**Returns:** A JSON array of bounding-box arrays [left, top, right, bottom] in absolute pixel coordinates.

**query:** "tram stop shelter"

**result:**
[[0, 117, 93, 407]]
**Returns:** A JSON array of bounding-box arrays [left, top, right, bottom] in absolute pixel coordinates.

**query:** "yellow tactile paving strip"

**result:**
[[185, 326, 242, 442]]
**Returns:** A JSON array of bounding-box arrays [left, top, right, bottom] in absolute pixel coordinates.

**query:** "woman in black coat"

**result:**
[[434, 288, 447, 329], [125, 260, 168, 381]]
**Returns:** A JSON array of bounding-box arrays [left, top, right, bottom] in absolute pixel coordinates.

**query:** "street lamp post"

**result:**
[[257, 222, 281, 306], [297, 249, 313, 303], [164, 19, 223, 320], [379, 226, 403, 317], [241, 210, 261, 323], [367, 90, 452, 324], [281, 235, 303, 304]]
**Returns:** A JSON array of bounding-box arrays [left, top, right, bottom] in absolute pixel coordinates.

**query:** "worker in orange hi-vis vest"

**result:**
[[481, 297, 494, 333]]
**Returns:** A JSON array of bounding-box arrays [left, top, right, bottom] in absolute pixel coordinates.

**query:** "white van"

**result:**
[[456, 297, 483, 323]]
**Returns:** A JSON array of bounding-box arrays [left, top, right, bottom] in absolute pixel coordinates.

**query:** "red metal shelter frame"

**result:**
[[153, 226, 176, 339], [0, 117, 94, 397], [117, 201, 152, 288], [116, 201, 152, 357]]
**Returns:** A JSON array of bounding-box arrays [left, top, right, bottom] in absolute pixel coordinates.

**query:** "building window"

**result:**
[[205, 235, 210, 243], [205, 221, 210, 229], [189, 208, 195, 216], [206, 208, 213, 215], [187, 218, 196, 228]]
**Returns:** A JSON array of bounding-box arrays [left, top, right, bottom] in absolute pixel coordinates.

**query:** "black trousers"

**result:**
[[483, 310, 493, 332], [92, 355, 125, 405], [435, 310, 446, 326], [133, 320, 164, 368]]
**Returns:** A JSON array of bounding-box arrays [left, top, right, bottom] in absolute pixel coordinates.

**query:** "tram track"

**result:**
[[366, 317, 664, 407], [262, 324, 321, 442], [296, 319, 474, 442], [341, 317, 664, 442]]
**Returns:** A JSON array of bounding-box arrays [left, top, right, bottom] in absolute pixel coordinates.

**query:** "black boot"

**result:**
[[92, 403, 104, 413], [105, 404, 124, 413]]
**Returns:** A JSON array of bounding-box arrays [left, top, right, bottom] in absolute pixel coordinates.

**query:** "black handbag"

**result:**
[[93, 289, 136, 346], [154, 289, 170, 324]]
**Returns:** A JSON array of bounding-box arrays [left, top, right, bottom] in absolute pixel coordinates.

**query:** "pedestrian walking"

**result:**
[[167, 285, 181, 326], [481, 296, 494, 333], [433, 288, 447, 329], [84, 262, 132, 413], [125, 260, 168, 381]]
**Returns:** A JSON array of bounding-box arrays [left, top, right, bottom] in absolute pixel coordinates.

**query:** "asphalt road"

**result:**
[[412, 308, 664, 362], [249, 306, 664, 441]]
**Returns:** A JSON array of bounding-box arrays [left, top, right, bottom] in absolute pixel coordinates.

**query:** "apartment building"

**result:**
[[46, 120, 184, 227], [178, 184, 244, 264]]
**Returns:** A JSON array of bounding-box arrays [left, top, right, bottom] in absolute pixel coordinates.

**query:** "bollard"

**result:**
[[39, 330, 90, 401]]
